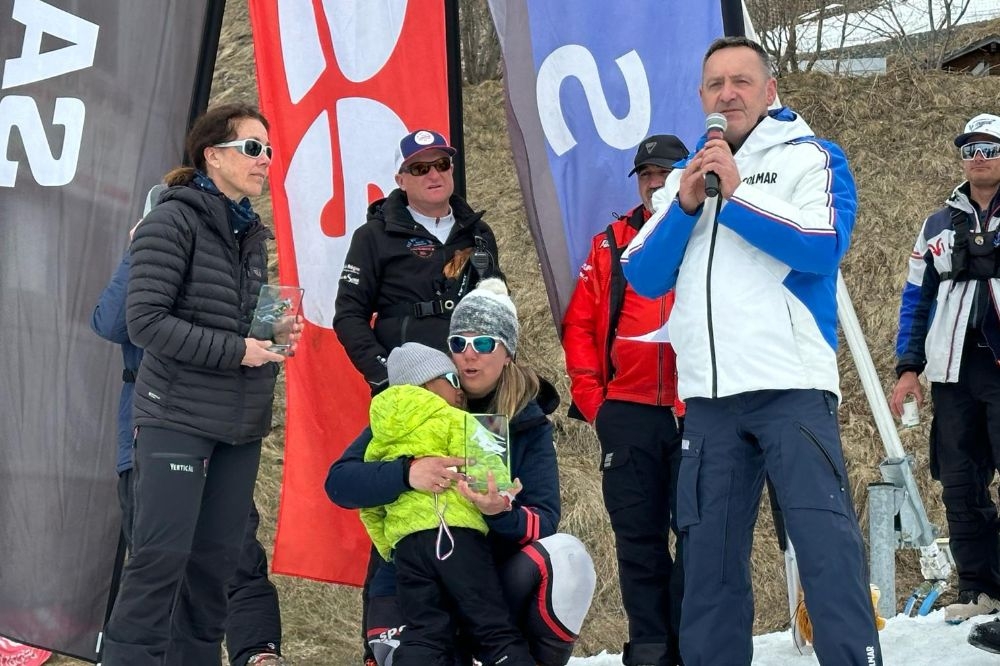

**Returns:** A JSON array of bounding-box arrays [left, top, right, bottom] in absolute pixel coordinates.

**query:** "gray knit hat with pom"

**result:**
[[387, 343, 458, 387], [449, 278, 519, 357]]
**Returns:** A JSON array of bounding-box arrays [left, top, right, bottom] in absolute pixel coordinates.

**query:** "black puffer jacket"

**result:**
[[126, 183, 277, 444], [333, 188, 499, 391]]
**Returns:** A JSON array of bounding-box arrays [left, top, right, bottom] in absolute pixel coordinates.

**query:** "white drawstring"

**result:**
[[434, 494, 455, 560]]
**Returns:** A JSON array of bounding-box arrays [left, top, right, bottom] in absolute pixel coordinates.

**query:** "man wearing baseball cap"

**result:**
[[562, 134, 688, 666], [335, 128, 501, 394], [891, 112, 1000, 630], [334, 128, 502, 665]]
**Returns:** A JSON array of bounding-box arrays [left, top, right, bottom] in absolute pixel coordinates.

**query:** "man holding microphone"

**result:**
[[621, 36, 881, 665]]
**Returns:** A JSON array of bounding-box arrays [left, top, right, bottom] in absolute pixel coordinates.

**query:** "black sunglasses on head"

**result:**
[[401, 156, 452, 176], [213, 138, 273, 160]]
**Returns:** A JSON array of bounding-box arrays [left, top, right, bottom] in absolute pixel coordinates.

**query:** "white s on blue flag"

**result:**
[[488, 1, 731, 323]]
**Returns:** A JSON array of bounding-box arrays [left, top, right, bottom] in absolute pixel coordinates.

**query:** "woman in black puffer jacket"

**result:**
[[103, 103, 296, 666]]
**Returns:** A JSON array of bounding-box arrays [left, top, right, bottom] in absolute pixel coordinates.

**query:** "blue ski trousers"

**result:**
[[677, 389, 882, 666]]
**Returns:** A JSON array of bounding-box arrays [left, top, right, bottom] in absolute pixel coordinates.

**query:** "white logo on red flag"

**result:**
[[250, 0, 453, 585]]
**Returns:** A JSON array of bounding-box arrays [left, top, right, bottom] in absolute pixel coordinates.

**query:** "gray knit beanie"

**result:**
[[449, 278, 519, 357], [387, 343, 458, 387]]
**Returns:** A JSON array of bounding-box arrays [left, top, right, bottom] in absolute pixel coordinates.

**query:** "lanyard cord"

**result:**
[[433, 494, 455, 561]]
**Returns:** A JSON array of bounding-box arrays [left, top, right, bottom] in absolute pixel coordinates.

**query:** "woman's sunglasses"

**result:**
[[401, 156, 452, 177], [438, 372, 461, 389], [213, 138, 273, 160], [448, 335, 500, 354]]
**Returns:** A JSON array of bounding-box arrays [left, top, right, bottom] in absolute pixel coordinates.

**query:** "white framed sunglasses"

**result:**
[[438, 372, 461, 389], [960, 141, 1000, 161], [213, 138, 273, 160], [448, 335, 501, 354]]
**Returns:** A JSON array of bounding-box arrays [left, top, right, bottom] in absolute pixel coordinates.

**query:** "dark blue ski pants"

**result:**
[[677, 389, 882, 666]]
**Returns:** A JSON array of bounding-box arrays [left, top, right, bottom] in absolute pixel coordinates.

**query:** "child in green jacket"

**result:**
[[361, 342, 513, 560], [360, 342, 534, 666]]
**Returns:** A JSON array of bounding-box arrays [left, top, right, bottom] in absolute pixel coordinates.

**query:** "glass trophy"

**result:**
[[465, 413, 513, 492], [248, 285, 304, 354]]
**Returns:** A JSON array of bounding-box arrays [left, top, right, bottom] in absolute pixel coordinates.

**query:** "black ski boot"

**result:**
[[969, 618, 1000, 654]]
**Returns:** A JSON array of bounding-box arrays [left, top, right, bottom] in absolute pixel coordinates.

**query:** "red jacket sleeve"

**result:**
[[561, 237, 607, 423]]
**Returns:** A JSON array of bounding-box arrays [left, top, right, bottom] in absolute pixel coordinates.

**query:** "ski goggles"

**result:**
[[448, 334, 501, 354], [401, 156, 452, 176], [438, 372, 461, 389], [960, 141, 1000, 161], [213, 138, 273, 160]]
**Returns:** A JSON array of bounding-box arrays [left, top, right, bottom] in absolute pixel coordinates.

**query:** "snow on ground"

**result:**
[[568, 610, 998, 665]]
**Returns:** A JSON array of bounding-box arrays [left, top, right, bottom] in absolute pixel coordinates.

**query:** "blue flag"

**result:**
[[488, 0, 726, 322]]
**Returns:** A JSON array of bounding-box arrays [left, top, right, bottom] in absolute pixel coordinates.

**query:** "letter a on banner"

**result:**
[[249, 0, 454, 584]]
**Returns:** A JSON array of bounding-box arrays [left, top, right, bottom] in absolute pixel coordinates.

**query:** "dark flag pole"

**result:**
[[721, 0, 746, 36], [188, 0, 227, 128], [445, 0, 466, 199]]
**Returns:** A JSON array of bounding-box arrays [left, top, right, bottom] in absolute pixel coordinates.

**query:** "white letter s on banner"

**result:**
[[536, 44, 650, 156]]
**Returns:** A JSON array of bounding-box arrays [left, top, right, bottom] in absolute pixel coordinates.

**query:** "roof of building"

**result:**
[[941, 33, 1000, 62]]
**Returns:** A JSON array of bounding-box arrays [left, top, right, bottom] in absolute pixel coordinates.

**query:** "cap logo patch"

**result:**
[[644, 141, 657, 154], [414, 130, 435, 146]]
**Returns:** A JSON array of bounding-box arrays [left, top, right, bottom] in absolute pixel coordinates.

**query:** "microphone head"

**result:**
[[705, 113, 727, 134]]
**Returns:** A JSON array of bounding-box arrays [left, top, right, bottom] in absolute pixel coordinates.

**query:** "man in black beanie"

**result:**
[[562, 134, 688, 666]]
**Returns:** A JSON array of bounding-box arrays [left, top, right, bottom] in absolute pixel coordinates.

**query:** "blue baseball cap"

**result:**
[[395, 129, 457, 172]]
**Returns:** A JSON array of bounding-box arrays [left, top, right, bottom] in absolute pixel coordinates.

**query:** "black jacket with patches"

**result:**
[[126, 183, 278, 444], [333, 188, 499, 391]]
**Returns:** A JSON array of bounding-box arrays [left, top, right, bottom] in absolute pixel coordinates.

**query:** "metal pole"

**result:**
[[868, 482, 899, 619], [838, 272, 951, 584], [836, 272, 906, 459]]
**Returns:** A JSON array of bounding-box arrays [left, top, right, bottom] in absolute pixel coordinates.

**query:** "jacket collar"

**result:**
[[948, 181, 1000, 221], [676, 106, 813, 169], [369, 188, 484, 237], [624, 204, 649, 231]]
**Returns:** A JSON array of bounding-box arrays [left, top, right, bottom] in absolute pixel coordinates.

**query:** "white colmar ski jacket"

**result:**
[[621, 107, 857, 401]]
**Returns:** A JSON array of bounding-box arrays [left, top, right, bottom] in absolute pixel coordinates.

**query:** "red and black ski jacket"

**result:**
[[562, 205, 680, 423]]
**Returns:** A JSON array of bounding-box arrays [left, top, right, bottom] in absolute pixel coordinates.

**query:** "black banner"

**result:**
[[0, 0, 219, 659]]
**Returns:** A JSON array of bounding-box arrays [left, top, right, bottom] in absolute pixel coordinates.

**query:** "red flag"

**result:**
[[249, 0, 453, 584]]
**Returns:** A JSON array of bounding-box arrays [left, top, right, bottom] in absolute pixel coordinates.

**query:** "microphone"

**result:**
[[704, 113, 727, 198]]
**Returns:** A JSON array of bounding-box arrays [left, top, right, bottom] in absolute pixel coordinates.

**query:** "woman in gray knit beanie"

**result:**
[[329, 278, 597, 666], [448, 278, 539, 420]]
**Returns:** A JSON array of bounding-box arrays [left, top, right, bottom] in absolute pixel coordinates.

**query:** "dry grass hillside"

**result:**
[[51, 2, 1000, 665]]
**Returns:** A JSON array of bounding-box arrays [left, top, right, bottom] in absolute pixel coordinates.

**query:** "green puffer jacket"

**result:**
[[361, 385, 511, 560]]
